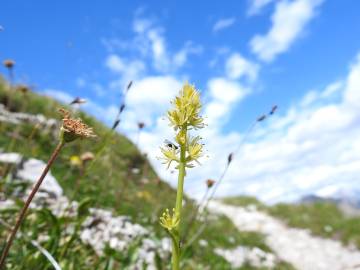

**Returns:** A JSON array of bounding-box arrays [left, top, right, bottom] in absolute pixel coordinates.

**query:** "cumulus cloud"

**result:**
[[43, 89, 118, 126], [225, 53, 260, 81], [248, 0, 275, 15], [213, 17, 236, 32], [106, 54, 146, 83], [123, 75, 182, 130], [205, 78, 250, 127], [203, 52, 360, 203], [250, 0, 324, 62]]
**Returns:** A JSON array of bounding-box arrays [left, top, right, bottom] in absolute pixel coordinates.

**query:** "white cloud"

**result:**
[[106, 54, 146, 82], [205, 78, 250, 127], [250, 0, 324, 62], [200, 52, 360, 203], [213, 17, 236, 32], [43, 88, 118, 126], [173, 42, 203, 68], [122, 76, 182, 131], [225, 53, 260, 81], [43, 89, 73, 104], [248, 0, 275, 15]]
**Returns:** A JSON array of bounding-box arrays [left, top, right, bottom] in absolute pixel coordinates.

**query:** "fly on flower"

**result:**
[[164, 139, 179, 150]]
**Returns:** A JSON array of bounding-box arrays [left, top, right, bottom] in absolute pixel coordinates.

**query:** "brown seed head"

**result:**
[[206, 179, 215, 188], [270, 105, 278, 115], [16, 84, 30, 94], [81, 151, 95, 162], [127, 81, 133, 91], [3, 59, 15, 69], [59, 108, 96, 142], [227, 153, 233, 165], [70, 97, 87, 105], [257, 114, 267, 122], [119, 104, 126, 113], [138, 122, 145, 129]]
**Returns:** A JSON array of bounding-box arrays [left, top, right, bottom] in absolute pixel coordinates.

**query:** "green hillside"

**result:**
[[223, 195, 360, 249], [0, 77, 294, 269]]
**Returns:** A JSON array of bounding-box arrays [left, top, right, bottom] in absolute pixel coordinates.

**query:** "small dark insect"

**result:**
[[270, 105, 278, 115], [257, 114, 267, 122], [164, 139, 179, 150]]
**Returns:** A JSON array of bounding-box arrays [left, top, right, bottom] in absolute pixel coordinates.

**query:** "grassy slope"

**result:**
[[223, 195, 360, 249], [0, 78, 293, 269]]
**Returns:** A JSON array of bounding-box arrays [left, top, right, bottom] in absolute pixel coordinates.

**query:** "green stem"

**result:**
[[172, 138, 186, 270]]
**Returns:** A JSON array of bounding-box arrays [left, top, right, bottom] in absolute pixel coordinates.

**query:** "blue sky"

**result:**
[[1, 0, 360, 202]]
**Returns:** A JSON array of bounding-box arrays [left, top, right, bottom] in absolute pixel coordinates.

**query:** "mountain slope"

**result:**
[[0, 77, 295, 269]]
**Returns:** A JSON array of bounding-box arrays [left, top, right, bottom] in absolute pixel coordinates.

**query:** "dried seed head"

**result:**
[[227, 153, 233, 165], [112, 119, 120, 130], [270, 105, 278, 115], [3, 59, 15, 69], [127, 81, 133, 91], [70, 97, 87, 105], [206, 179, 215, 188], [81, 152, 95, 162], [59, 108, 96, 143], [138, 122, 145, 129], [257, 114, 267, 122], [119, 104, 126, 113], [16, 84, 29, 94]]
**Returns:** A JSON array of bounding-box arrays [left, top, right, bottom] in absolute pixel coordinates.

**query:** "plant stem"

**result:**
[[0, 140, 64, 269], [172, 142, 186, 270]]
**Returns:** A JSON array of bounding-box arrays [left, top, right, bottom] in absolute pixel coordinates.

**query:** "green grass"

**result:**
[[222, 195, 360, 250], [269, 202, 360, 249], [0, 77, 294, 269]]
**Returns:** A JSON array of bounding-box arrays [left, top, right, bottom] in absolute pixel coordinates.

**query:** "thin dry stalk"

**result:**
[[0, 141, 64, 269]]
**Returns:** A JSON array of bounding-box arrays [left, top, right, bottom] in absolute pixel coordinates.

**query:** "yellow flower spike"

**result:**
[[159, 208, 180, 231], [167, 83, 204, 130], [159, 82, 205, 270]]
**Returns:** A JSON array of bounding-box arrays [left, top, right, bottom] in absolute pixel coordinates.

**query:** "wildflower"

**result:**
[[159, 83, 205, 269], [3, 59, 15, 69], [136, 191, 152, 201], [167, 83, 204, 130], [206, 179, 215, 188], [70, 155, 82, 167], [160, 145, 179, 169], [159, 208, 179, 231], [186, 136, 203, 167], [59, 109, 96, 143]]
